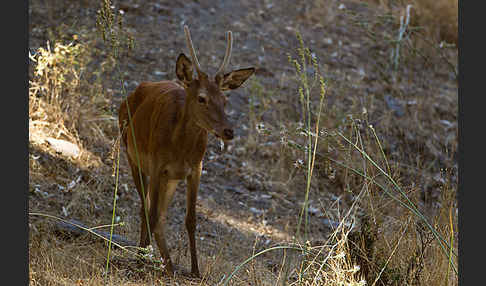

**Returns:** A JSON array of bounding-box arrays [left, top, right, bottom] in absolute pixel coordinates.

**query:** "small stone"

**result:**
[[45, 138, 80, 158]]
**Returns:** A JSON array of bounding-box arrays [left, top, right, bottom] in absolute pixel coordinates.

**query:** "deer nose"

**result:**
[[223, 128, 234, 140]]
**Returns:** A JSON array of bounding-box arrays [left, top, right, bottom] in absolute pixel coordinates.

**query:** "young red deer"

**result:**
[[118, 25, 254, 276]]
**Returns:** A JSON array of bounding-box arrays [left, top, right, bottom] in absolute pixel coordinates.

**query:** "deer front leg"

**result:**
[[186, 162, 202, 277], [150, 173, 179, 275]]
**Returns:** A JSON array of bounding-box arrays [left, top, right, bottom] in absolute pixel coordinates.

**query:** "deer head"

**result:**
[[175, 25, 255, 141]]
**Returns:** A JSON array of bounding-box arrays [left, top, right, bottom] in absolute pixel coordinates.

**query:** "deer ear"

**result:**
[[176, 53, 193, 85], [220, 67, 255, 91]]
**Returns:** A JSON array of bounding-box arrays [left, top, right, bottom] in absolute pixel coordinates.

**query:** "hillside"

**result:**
[[29, 0, 458, 285]]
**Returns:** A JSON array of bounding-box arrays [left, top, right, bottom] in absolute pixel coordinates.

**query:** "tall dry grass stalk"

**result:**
[[288, 31, 327, 242], [94, 0, 156, 276], [224, 23, 457, 283]]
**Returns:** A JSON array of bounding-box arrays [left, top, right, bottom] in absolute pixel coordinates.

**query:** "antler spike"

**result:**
[[215, 31, 233, 77], [184, 25, 203, 76]]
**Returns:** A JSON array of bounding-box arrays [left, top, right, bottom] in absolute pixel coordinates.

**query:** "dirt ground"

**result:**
[[28, 0, 458, 285]]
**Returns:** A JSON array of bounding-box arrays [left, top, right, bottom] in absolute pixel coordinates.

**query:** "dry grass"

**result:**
[[310, 0, 457, 45], [232, 21, 457, 284], [411, 0, 458, 44]]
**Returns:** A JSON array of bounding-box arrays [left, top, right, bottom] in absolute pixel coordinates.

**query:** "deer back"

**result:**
[[119, 80, 208, 178]]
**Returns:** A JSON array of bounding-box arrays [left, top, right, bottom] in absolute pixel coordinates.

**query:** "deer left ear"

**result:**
[[176, 53, 194, 86], [219, 68, 255, 91]]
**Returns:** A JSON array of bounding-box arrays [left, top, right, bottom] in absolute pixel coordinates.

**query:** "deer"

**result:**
[[118, 25, 255, 277]]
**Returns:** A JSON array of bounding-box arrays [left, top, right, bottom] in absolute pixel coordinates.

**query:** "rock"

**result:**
[[321, 218, 340, 229], [226, 186, 244, 194], [249, 207, 264, 215], [307, 205, 321, 216], [54, 219, 136, 248], [384, 95, 405, 117], [45, 138, 80, 158], [154, 70, 168, 77], [260, 194, 272, 200], [323, 37, 333, 45]]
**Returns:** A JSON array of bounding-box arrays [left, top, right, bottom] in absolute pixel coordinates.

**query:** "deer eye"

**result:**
[[198, 96, 206, 104]]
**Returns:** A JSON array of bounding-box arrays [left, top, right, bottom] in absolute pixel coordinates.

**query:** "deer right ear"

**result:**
[[220, 67, 255, 91], [176, 53, 193, 85]]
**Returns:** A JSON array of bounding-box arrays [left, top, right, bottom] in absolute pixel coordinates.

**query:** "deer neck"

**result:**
[[171, 97, 207, 149]]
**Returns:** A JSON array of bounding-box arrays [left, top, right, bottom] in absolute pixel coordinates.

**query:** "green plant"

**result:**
[[95, 0, 146, 276], [287, 31, 327, 243], [224, 30, 329, 285]]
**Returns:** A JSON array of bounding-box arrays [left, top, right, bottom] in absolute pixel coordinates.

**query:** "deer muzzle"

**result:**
[[222, 128, 234, 140]]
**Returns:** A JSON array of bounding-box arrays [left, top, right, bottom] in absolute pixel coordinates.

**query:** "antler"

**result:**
[[184, 25, 203, 77], [215, 30, 233, 77]]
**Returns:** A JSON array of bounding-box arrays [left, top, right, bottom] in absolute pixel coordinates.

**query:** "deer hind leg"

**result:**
[[127, 159, 150, 248], [185, 162, 202, 277], [150, 175, 179, 275]]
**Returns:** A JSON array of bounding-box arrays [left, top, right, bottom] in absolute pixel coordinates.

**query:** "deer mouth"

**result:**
[[223, 129, 234, 140]]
